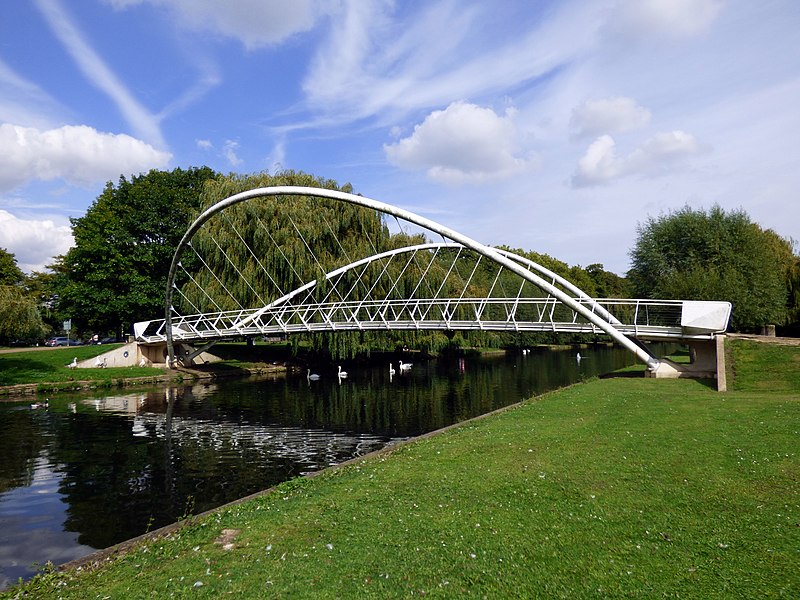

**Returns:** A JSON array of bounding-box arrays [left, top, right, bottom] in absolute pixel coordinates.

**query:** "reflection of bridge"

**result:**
[[132, 187, 731, 384]]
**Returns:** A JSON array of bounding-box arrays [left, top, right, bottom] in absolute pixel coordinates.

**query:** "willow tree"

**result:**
[[177, 171, 403, 359], [0, 249, 46, 343], [180, 171, 387, 309], [628, 205, 792, 331]]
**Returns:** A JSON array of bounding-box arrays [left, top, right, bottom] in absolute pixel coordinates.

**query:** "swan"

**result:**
[[389, 363, 396, 376], [30, 400, 49, 409], [67, 357, 77, 369], [307, 368, 320, 381], [576, 352, 582, 362], [337, 365, 348, 378], [95, 356, 107, 368], [398, 360, 412, 372]]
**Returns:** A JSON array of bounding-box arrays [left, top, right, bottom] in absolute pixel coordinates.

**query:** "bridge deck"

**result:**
[[135, 298, 730, 345]]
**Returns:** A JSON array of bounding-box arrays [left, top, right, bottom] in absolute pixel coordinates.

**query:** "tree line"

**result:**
[[2, 167, 798, 352]]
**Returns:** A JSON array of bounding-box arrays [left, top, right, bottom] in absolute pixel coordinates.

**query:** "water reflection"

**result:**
[[0, 345, 667, 590]]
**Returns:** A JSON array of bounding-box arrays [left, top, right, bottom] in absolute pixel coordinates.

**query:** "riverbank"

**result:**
[[0, 344, 290, 397], [3, 338, 797, 598]]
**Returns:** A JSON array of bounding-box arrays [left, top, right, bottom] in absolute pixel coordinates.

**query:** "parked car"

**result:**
[[46, 337, 82, 347]]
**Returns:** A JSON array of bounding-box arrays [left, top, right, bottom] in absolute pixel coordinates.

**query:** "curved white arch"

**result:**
[[231, 242, 621, 331], [165, 186, 659, 369]]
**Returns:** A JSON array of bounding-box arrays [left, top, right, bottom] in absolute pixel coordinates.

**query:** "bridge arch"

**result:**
[[162, 186, 661, 369]]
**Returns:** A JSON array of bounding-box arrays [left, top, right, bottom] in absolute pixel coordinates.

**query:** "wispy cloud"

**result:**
[[603, 0, 724, 42], [222, 139, 243, 166], [104, 0, 333, 49], [570, 97, 651, 139], [302, 1, 603, 124], [0, 58, 66, 128], [34, 0, 166, 148]]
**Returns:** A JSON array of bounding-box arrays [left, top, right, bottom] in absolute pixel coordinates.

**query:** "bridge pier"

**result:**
[[140, 342, 223, 367], [646, 335, 727, 391]]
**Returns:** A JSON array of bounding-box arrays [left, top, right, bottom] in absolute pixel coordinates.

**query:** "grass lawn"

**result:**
[[4, 339, 798, 599], [0, 343, 294, 392], [0, 345, 164, 390], [728, 339, 800, 393]]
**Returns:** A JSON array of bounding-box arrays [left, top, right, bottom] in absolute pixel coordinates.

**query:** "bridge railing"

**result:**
[[135, 298, 729, 344]]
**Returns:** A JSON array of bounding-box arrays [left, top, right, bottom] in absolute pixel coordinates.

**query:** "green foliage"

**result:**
[[0, 285, 46, 344], [0, 250, 46, 343], [628, 205, 793, 331], [0, 247, 25, 285], [584, 263, 632, 298], [57, 167, 220, 337], [182, 171, 387, 313]]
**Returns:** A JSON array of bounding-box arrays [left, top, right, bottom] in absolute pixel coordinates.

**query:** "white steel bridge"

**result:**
[[133, 187, 731, 372]]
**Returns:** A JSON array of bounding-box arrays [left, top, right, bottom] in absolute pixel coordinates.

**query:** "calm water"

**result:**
[[0, 346, 660, 590]]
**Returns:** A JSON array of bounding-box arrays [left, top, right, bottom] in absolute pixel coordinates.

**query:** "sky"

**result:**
[[1, 0, 798, 275]]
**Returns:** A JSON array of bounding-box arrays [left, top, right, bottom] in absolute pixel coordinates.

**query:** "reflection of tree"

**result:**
[[0, 409, 48, 494], [51, 410, 172, 549]]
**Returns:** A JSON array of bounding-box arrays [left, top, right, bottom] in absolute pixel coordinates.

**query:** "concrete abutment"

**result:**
[[646, 335, 727, 391]]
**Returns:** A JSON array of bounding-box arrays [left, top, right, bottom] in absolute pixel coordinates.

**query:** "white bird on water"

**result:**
[[398, 360, 412, 372], [389, 363, 396, 376], [307, 368, 320, 381], [337, 365, 348, 378], [576, 352, 582, 362]]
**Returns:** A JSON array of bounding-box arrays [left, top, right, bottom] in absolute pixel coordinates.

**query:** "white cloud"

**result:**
[[196, 139, 213, 150], [0, 210, 73, 273], [0, 124, 172, 192], [384, 102, 538, 184], [570, 97, 651, 139], [222, 140, 243, 166], [572, 130, 707, 187], [105, 0, 333, 49]]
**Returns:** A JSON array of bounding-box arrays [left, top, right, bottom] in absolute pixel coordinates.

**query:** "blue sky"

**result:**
[[1, 0, 798, 275]]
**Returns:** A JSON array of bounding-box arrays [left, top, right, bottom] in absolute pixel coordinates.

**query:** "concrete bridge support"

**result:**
[[646, 335, 727, 391], [75, 342, 222, 369]]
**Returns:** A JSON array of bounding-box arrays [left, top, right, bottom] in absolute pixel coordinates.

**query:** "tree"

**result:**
[[627, 205, 791, 331], [584, 264, 631, 299], [0, 247, 24, 285], [58, 167, 220, 338], [762, 230, 800, 329], [25, 267, 64, 335], [0, 249, 45, 343]]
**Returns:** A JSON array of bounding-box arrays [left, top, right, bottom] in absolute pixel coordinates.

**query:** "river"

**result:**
[[0, 345, 662, 590]]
